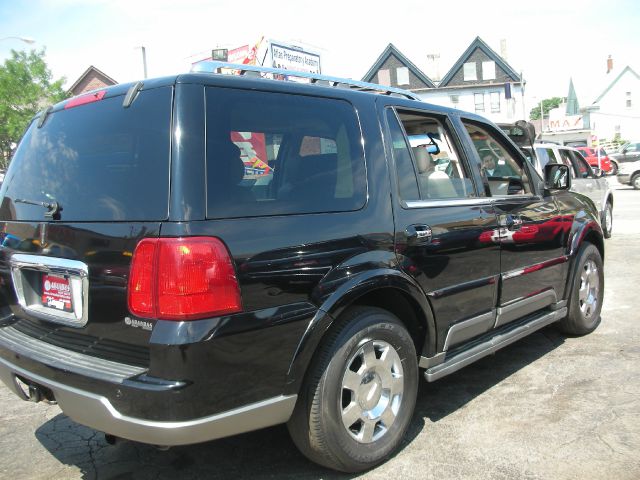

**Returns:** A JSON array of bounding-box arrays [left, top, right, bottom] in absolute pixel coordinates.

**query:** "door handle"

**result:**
[[406, 224, 432, 245]]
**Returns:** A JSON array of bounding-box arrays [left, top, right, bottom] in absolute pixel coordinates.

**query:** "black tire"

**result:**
[[609, 160, 618, 176], [287, 306, 418, 472], [632, 173, 640, 190], [602, 201, 613, 238], [558, 243, 604, 335]]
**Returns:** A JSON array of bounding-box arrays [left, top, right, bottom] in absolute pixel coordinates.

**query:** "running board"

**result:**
[[423, 307, 567, 382]]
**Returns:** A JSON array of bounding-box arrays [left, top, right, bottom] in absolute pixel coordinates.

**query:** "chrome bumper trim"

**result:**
[[0, 356, 297, 446], [0, 325, 145, 381]]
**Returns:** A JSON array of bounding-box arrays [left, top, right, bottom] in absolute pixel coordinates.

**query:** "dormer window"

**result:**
[[396, 67, 409, 85], [463, 62, 477, 81], [482, 61, 496, 80]]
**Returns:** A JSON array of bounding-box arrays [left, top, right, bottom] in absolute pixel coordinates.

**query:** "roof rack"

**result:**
[[190, 61, 421, 101]]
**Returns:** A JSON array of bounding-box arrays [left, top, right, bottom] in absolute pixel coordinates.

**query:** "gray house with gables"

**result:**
[[363, 37, 524, 123], [362, 43, 435, 91]]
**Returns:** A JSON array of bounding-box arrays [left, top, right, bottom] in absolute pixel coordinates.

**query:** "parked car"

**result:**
[[526, 143, 614, 238], [575, 146, 615, 175], [609, 141, 640, 167], [617, 159, 640, 189], [0, 62, 606, 472]]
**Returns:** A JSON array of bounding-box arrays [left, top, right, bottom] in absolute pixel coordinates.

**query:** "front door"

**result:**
[[383, 105, 500, 352], [461, 120, 570, 327]]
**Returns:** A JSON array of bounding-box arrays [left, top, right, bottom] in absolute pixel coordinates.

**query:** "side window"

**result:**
[[464, 122, 533, 196], [569, 151, 591, 178], [557, 149, 578, 178], [389, 109, 476, 200], [534, 148, 550, 170], [386, 109, 419, 201], [205, 88, 366, 218]]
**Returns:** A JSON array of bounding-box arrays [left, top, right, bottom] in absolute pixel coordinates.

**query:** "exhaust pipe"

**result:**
[[103, 434, 169, 451], [14, 376, 57, 405]]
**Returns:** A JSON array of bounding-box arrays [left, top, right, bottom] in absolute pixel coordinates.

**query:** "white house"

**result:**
[[584, 65, 640, 142], [540, 59, 640, 146]]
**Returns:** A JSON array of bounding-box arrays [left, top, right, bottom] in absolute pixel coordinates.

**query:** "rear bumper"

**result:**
[[0, 322, 297, 445], [0, 354, 296, 446]]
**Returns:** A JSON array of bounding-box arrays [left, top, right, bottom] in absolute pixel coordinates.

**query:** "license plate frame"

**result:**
[[10, 254, 89, 328]]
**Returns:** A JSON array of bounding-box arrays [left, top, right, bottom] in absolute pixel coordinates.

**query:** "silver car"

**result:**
[[527, 143, 614, 238]]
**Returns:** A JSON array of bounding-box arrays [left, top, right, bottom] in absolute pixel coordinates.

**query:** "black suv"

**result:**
[[0, 63, 605, 472]]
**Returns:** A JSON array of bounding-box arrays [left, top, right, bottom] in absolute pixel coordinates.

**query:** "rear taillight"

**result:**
[[128, 237, 242, 321]]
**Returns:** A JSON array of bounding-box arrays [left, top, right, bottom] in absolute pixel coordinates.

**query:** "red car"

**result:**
[[575, 146, 615, 174]]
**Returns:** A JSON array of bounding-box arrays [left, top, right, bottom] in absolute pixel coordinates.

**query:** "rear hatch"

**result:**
[[0, 84, 173, 366]]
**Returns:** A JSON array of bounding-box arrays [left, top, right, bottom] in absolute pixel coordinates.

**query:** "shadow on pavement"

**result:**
[[34, 326, 565, 480]]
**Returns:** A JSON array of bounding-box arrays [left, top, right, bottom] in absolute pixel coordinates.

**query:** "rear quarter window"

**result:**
[[0, 87, 172, 222], [205, 88, 366, 218]]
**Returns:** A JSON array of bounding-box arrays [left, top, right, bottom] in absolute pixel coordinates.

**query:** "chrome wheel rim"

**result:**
[[340, 340, 404, 444], [605, 206, 612, 233], [579, 259, 599, 319], [634, 176, 640, 189]]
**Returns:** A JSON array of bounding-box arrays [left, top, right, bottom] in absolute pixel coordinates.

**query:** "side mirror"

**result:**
[[544, 164, 571, 190]]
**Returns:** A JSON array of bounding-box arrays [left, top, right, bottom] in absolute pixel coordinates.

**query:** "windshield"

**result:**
[[0, 87, 172, 222]]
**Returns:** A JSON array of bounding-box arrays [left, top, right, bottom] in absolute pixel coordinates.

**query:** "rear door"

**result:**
[[0, 86, 173, 361], [460, 120, 569, 327], [382, 103, 500, 352]]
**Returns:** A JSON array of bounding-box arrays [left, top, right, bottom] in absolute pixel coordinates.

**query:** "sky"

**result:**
[[0, 0, 639, 112]]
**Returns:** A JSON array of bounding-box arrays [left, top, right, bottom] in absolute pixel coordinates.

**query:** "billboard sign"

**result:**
[[270, 43, 321, 74], [548, 115, 584, 132]]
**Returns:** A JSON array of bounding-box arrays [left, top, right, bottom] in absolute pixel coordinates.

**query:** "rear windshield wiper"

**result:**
[[14, 198, 63, 219]]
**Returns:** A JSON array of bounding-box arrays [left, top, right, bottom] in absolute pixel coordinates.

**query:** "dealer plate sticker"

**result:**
[[41, 274, 73, 312]]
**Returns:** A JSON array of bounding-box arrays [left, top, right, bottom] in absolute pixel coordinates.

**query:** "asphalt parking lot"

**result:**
[[1, 179, 639, 480]]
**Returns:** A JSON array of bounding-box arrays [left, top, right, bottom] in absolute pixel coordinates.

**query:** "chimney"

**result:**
[[500, 39, 508, 60], [426, 53, 441, 82], [607, 55, 613, 73]]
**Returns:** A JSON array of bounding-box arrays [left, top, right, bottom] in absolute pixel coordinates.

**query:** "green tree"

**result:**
[[529, 97, 564, 121], [0, 49, 67, 168]]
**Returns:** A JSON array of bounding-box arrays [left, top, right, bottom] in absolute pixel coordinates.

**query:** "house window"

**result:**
[[626, 91, 632, 108], [490, 92, 500, 113], [482, 61, 496, 80], [450, 95, 459, 105], [378, 69, 391, 86], [474, 93, 485, 112], [463, 62, 477, 81], [396, 67, 409, 85]]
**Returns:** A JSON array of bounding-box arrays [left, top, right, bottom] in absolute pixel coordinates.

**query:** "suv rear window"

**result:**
[[0, 87, 172, 222], [205, 88, 366, 218]]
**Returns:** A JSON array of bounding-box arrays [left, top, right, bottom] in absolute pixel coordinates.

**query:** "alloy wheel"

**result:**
[[340, 340, 404, 444], [579, 259, 600, 319]]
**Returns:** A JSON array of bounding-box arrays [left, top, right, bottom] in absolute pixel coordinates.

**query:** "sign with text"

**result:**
[[548, 115, 584, 132], [270, 43, 321, 74]]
